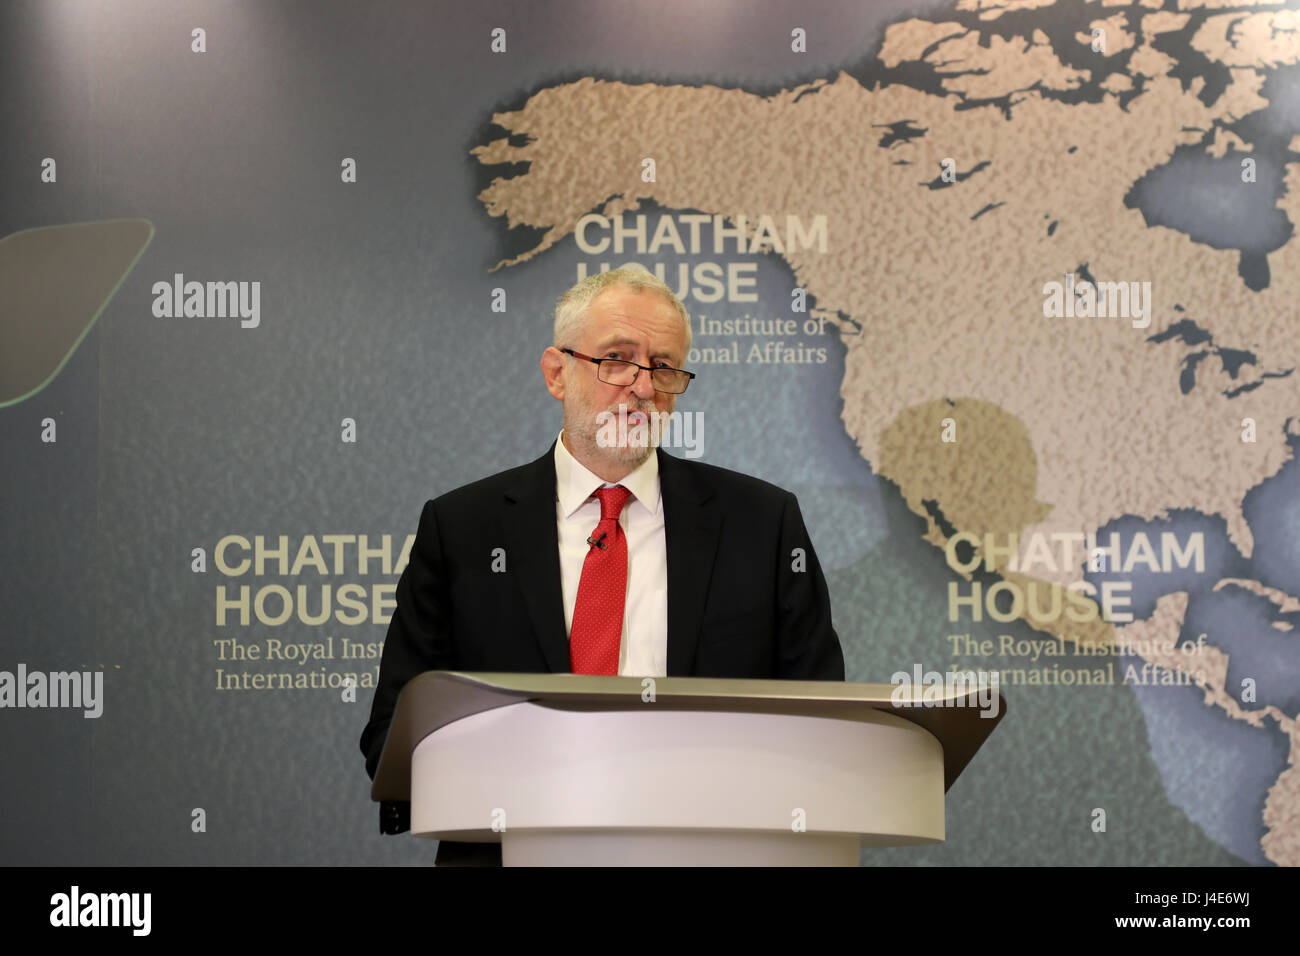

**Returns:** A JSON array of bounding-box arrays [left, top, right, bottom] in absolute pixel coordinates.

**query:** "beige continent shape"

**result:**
[[1116, 593, 1298, 865], [472, 5, 1300, 864]]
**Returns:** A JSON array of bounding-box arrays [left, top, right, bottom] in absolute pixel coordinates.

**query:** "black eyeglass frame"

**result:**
[[559, 348, 696, 394]]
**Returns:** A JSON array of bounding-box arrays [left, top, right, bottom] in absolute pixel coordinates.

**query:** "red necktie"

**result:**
[[569, 485, 634, 675]]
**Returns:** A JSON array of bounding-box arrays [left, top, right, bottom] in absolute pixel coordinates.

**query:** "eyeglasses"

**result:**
[[560, 348, 696, 394]]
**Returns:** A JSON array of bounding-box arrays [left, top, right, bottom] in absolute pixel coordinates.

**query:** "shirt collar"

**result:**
[[554, 429, 661, 519]]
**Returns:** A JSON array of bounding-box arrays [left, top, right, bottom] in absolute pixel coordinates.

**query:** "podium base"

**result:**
[[501, 829, 859, 866]]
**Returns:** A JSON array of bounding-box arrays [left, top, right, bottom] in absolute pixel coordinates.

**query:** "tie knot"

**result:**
[[594, 485, 633, 520]]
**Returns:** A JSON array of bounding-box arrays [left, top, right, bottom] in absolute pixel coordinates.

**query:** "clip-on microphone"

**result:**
[[587, 530, 609, 551]]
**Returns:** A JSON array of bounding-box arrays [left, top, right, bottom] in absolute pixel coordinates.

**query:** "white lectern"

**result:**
[[370, 672, 1004, 866]]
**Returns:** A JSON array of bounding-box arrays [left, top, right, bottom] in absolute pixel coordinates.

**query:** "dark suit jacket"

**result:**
[[360, 441, 844, 864]]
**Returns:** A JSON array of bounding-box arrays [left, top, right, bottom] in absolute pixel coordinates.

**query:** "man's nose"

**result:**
[[630, 368, 657, 401]]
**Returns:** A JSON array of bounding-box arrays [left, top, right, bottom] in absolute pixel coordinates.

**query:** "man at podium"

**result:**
[[361, 267, 844, 864]]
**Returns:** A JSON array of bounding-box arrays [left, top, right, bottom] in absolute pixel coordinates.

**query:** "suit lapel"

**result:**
[[503, 443, 572, 673], [658, 448, 721, 677]]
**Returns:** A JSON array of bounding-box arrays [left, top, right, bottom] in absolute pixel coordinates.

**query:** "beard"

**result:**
[[564, 385, 669, 470]]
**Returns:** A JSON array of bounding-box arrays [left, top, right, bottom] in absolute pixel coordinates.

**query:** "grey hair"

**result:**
[[553, 266, 692, 358]]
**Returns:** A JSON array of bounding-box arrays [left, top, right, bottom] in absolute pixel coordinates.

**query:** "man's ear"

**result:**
[[541, 346, 567, 400]]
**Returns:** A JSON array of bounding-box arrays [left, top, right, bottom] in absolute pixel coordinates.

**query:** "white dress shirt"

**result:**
[[554, 430, 668, 677]]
